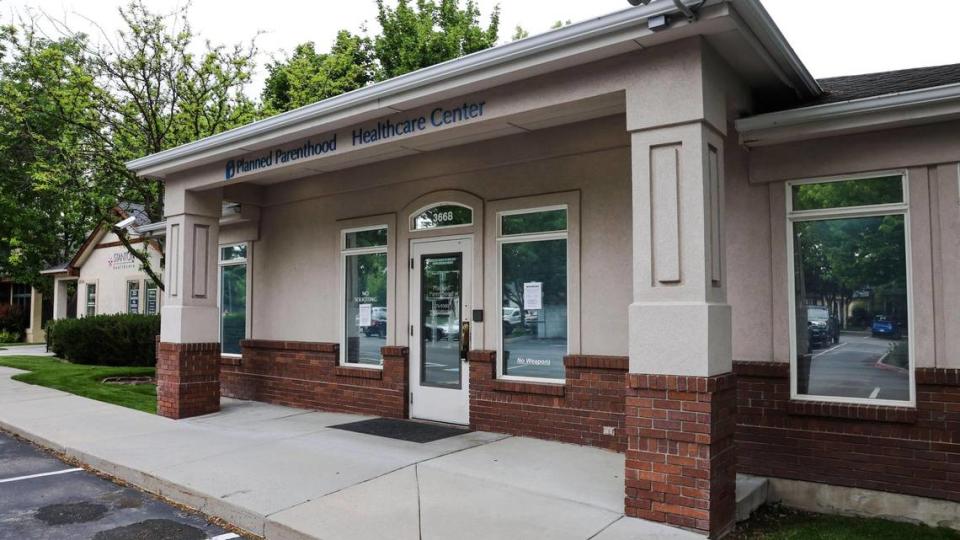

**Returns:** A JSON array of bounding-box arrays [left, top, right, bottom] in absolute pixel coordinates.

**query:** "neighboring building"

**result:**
[[43, 206, 164, 320], [126, 1, 960, 537], [0, 278, 45, 342]]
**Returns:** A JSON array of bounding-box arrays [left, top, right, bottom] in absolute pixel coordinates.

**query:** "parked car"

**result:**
[[503, 307, 521, 335], [871, 314, 903, 339], [424, 317, 459, 341], [361, 306, 387, 337], [806, 305, 839, 348]]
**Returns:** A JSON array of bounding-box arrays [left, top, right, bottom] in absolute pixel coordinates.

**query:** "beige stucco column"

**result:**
[[157, 186, 223, 419], [622, 38, 736, 538], [26, 287, 44, 343]]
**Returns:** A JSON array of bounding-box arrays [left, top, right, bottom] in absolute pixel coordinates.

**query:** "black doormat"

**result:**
[[330, 418, 469, 443]]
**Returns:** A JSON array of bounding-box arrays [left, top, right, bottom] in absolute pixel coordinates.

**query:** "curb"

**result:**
[[0, 414, 266, 539]]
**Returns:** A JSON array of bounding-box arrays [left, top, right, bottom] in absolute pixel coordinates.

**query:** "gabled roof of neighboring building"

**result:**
[[811, 63, 960, 105], [40, 205, 160, 277]]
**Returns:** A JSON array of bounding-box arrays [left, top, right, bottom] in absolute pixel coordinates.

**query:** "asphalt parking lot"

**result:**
[[0, 431, 241, 540], [804, 332, 910, 401]]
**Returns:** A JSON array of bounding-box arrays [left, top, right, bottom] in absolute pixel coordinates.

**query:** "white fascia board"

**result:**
[[730, 0, 821, 97], [736, 82, 960, 146], [127, 0, 818, 178]]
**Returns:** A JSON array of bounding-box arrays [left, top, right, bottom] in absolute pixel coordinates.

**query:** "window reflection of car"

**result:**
[[360, 306, 387, 338], [871, 314, 902, 339], [806, 305, 839, 348], [424, 319, 459, 341], [503, 307, 521, 336]]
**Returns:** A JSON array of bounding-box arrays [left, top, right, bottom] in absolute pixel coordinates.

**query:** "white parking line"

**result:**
[[813, 343, 846, 359], [208, 534, 240, 540], [870, 387, 881, 399], [0, 468, 83, 484]]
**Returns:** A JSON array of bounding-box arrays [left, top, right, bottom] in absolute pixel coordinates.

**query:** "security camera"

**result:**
[[628, 0, 653, 5], [114, 216, 137, 230]]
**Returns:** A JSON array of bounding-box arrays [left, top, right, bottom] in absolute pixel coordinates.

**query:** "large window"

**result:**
[[219, 244, 248, 356], [787, 174, 913, 405], [342, 226, 388, 366], [498, 207, 568, 381]]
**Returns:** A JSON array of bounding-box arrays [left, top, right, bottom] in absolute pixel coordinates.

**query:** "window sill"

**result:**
[[335, 366, 383, 380], [220, 355, 241, 367], [492, 379, 565, 397], [787, 399, 917, 424]]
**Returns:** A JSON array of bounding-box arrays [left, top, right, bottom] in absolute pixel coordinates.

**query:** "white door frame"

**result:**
[[409, 235, 473, 425]]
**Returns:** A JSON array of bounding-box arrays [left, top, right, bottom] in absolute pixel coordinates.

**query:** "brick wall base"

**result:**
[[220, 340, 408, 418], [624, 373, 736, 538], [736, 362, 960, 503], [156, 342, 221, 419], [469, 351, 628, 451]]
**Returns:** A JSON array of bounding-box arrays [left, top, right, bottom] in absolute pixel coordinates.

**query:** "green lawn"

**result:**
[[0, 356, 156, 414], [733, 505, 960, 540]]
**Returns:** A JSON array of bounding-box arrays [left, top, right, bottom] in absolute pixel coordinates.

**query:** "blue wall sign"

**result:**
[[224, 101, 486, 180]]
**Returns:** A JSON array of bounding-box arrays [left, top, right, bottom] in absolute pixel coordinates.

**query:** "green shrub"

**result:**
[[46, 314, 160, 366], [0, 329, 20, 343]]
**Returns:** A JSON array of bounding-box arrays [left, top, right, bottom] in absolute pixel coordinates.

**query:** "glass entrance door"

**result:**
[[410, 237, 472, 425]]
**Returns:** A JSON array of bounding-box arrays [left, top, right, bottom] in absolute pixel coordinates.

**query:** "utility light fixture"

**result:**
[[114, 216, 137, 230]]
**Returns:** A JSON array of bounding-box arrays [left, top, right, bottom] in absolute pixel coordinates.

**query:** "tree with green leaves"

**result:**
[[261, 31, 376, 115], [374, 0, 500, 80], [0, 2, 259, 290], [0, 22, 105, 290], [263, 0, 501, 115]]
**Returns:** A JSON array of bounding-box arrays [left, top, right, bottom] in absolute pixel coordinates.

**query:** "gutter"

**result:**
[[126, 0, 817, 176], [736, 82, 960, 145]]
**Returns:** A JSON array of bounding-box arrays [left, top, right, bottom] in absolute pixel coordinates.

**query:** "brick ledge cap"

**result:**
[[240, 339, 338, 353], [786, 399, 918, 424]]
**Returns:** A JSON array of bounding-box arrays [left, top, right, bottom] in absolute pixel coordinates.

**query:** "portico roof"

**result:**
[[126, 0, 819, 180]]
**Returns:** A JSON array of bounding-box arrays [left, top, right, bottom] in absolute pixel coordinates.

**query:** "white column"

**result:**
[[160, 187, 222, 344], [52, 279, 68, 320]]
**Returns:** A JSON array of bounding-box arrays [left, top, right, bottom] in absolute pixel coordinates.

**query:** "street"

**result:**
[[0, 432, 239, 540], [803, 332, 909, 401]]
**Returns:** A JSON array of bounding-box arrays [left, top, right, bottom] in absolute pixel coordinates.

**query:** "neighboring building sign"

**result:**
[[107, 251, 137, 271], [224, 101, 487, 181]]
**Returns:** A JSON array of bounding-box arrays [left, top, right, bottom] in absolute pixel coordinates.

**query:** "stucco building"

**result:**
[[127, 1, 960, 537], [43, 206, 163, 321]]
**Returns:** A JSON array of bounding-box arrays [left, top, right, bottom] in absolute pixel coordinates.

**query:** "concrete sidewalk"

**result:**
[[0, 366, 701, 539]]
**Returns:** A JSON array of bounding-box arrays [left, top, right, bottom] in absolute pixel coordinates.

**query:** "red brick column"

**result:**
[[625, 373, 736, 538], [381, 346, 410, 419], [156, 342, 221, 419]]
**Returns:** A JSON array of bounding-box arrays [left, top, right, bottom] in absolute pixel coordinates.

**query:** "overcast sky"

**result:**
[[13, 0, 960, 97]]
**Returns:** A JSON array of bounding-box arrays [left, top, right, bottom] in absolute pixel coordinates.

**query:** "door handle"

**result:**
[[460, 320, 470, 362]]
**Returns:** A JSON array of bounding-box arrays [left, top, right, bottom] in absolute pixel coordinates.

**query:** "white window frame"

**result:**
[[496, 205, 570, 384], [218, 242, 249, 358], [144, 280, 160, 315], [85, 282, 97, 317], [340, 224, 390, 369], [409, 202, 474, 232], [126, 280, 142, 314], [785, 170, 915, 407]]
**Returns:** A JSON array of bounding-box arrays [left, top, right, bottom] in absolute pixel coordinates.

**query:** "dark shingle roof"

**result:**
[[811, 63, 960, 105]]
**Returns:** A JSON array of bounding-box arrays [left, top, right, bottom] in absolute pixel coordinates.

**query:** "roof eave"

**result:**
[[126, 0, 818, 178], [736, 82, 960, 146]]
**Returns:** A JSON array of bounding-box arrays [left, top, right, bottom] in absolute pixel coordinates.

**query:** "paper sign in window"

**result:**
[[523, 282, 543, 311], [359, 303, 372, 327]]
